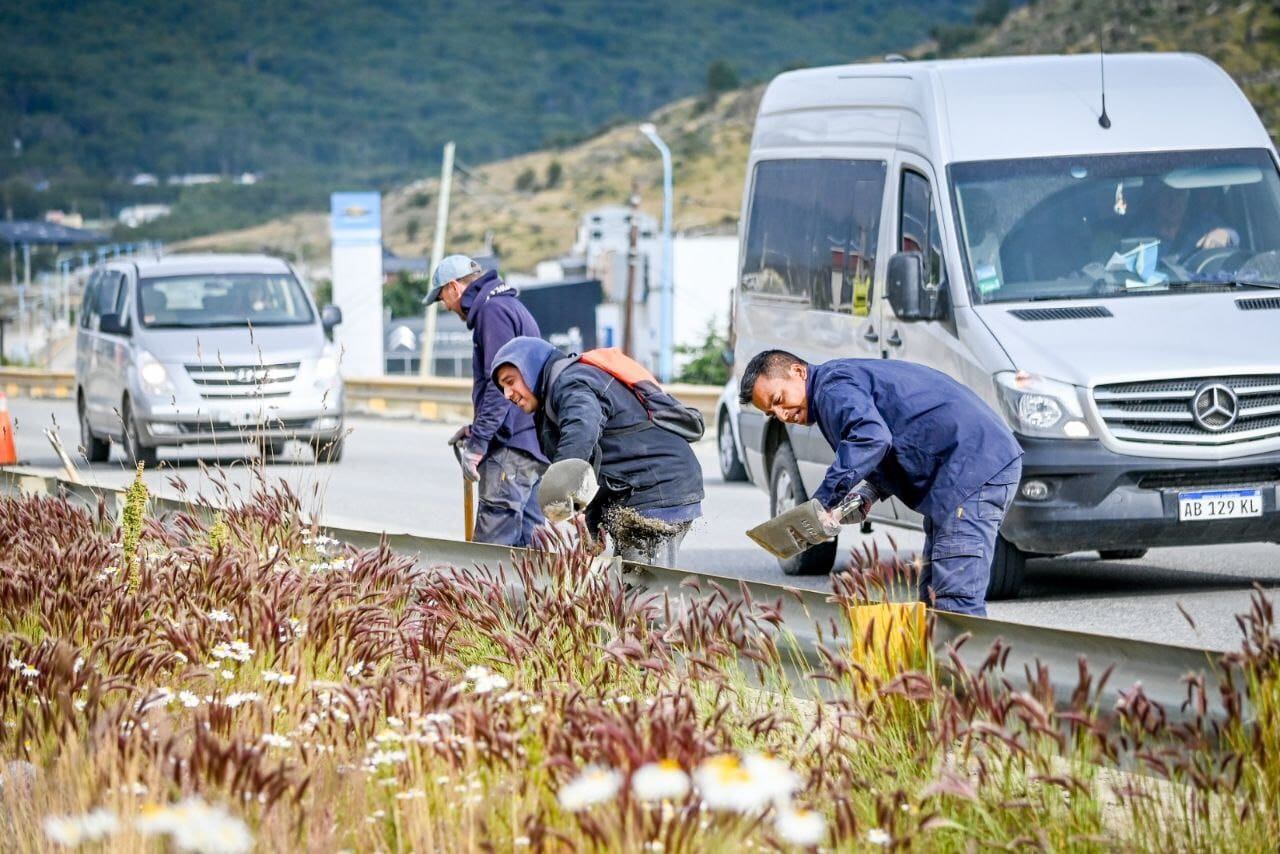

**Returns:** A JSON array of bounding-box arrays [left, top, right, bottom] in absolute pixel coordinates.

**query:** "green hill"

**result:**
[[0, 0, 977, 217], [183, 0, 1280, 275]]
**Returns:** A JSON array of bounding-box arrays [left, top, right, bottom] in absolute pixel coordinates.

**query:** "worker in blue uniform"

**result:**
[[739, 349, 1023, 616]]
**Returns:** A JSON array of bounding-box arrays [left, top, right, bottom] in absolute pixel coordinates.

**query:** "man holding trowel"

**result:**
[[423, 254, 547, 546], [739, 350, 1022, 616], [488, 335, 705, 567]]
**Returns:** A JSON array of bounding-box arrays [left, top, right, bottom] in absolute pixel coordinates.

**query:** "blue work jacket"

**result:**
[[807, 359, 1022, 524]]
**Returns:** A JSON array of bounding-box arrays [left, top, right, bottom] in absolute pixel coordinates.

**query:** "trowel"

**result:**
[[746, 492, 864, 559]]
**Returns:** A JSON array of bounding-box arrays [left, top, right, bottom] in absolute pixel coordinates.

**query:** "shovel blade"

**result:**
[[745, 498, 832, 559]]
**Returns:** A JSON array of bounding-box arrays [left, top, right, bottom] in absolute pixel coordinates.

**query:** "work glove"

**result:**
[[459, 447, 483, 483], [447, 424, 472, 447], [819, 483, 878, 536], [538, 459, 599, 522]]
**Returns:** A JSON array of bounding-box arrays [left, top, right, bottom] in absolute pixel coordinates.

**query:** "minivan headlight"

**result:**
[[994, 371, 1093, 439], [137, 350, 170, 392]]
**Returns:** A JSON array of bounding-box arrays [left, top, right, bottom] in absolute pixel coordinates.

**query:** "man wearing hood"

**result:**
[[424, 255, 547, 546], [489, 336, 704, 567]]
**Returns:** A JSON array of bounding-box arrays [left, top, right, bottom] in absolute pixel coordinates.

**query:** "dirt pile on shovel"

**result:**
[[603, 504, 684, 560]]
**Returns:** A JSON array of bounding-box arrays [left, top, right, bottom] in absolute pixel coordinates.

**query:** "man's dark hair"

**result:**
[[738, 349, 805, 406]]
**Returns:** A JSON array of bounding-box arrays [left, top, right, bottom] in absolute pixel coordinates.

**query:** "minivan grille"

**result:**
[[185, 362, 299, 399], [1137, 466, 1280, 491], [1094, 374, 1280, 446]]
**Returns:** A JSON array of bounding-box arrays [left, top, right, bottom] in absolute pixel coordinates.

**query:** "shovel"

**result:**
[[452, 442, 476, 542], [746, 492, 863, 559]]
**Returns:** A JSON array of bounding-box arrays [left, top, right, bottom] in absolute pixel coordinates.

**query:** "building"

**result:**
[[118, 204, 172, 228]]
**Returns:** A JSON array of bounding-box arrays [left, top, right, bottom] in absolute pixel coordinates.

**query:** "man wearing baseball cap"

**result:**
[[424, 254, 547, 546]]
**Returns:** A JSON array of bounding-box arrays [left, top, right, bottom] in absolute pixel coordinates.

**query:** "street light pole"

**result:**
[[638, 123, 674, 382]]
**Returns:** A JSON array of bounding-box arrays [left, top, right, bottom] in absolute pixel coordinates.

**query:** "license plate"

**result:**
[[1178, 488, 1263, 522], [229, 409, 263, 428]]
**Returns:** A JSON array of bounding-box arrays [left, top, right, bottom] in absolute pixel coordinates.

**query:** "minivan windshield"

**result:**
[[950, 148, 1280, 303], [137, 273, 315, 328]]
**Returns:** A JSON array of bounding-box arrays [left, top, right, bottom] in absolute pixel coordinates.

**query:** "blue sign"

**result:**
[[330, 192, 382, 246]]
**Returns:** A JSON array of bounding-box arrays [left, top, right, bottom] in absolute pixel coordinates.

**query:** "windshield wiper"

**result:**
[[1160, 279, 1280, 291]]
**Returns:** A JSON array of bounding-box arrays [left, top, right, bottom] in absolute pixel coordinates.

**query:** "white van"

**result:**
[[730, 53, 1280, 597]]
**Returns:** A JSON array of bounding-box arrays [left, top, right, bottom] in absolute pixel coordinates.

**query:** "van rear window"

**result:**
[[741, 159, 886, 316]]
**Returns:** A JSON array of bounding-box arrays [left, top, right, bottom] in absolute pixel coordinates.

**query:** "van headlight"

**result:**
[[994, 371, 1093, 439], [137, 350, 171, 394]]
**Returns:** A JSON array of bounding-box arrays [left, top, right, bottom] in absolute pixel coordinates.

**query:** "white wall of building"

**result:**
[[672, 235, 737, 349]]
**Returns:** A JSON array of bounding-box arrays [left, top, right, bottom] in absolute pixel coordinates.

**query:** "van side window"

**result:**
[[741, 159, 885, 316], [80, 271, 101, 329], [95, 272, 123, 321], [900, 171, 948, 291]]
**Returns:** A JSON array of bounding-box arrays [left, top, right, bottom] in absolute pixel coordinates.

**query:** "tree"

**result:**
[[675, 323, 730, 386], [706, 59, 739, 95], [545, 160, 563, 189], [974, 0, 1011, 27], [382, 272, 431, 318], [515, 168, 538, 193]]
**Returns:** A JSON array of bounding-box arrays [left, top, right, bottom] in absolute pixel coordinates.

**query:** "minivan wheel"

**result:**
[[769, 443, 836, 576], [987, 535, 1027, 600], [717, 411, 747, 482], [121, 405, 159, 469], [79, 401, 110, 463], [1099, 548, 1148, 561]]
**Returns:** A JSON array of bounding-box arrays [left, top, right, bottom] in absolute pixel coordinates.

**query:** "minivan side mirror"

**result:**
[[99, 312, 131, 336], [321, 304, 343, 331], [886, 252, 942, 322]]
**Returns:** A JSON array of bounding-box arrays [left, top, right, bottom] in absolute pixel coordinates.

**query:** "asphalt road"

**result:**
[[7, 397, 1278, 652]]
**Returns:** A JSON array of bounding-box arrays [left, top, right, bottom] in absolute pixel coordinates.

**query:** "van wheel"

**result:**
[[79, 399, 110, 463], [311, 436, 344, 464], [1099, 548, 1148, 560], [987, 535, 1026, 600], [718, 410, 747, 482], [770, 443, 836, 576], [121, 404, 158, 469]]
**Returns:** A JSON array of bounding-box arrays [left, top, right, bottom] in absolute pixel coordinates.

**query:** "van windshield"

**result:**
[[950, 148, 1280, 303], [137, 273, 315, 328]]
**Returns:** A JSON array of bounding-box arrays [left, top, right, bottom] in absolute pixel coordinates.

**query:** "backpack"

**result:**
[[543, 349, 706, 443]]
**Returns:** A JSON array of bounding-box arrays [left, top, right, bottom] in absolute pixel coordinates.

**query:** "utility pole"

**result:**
[[420, 141, 455, 377], [622, 180, 640, 359]]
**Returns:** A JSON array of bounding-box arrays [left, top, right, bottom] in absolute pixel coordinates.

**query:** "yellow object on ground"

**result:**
[[847, 601, 929, 695]]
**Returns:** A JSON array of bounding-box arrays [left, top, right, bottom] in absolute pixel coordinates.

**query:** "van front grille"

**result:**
[[1137, 466, 1280, 491], [185, 362, 299, 399], [1094, 374, 1280, 446]]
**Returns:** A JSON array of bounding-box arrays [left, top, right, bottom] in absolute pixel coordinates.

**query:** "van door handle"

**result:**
[[886, 330, 903, 348], [863, 328, 879, 343]]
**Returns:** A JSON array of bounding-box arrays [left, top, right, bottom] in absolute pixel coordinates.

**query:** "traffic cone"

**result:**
[[0, 392, 15, 465]]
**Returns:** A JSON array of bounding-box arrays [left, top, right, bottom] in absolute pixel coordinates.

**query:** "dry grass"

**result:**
[[0, 481, 1277, 851]]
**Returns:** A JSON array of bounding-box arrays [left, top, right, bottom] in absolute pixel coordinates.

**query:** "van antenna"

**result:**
[[1097, 31, 1112, 129]]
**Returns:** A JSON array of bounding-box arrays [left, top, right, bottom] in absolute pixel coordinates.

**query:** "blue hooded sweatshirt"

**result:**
[[462, 270, 545, 462], [492, 336, 704, 522]]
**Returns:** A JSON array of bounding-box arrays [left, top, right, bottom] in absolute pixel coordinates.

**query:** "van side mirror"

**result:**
[[99, 312, 131, 336], [886, 252, 942, 321], [321, 304, 343, 331]]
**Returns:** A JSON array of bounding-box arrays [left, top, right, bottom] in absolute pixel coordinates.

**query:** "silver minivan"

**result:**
[[76, 253, 345, 465], [730, 53, 1280, 597]]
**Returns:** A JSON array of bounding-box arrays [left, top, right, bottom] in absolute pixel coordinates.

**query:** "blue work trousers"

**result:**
[[919, 458, 1022, 616], [474, 447, 546, 547]]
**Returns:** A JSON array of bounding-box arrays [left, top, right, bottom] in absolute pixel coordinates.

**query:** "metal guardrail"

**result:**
[[0, 368, 723, 422], [1, 466, 1226, 724]]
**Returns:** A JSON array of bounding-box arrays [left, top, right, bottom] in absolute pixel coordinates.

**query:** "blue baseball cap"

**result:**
[[423, 254, 481, 305]]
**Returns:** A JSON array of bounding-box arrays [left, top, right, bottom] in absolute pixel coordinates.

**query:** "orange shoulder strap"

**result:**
[[578, 348, 658, 386]]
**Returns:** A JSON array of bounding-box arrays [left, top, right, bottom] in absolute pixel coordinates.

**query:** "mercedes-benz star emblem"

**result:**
[[1191, 383, 1238, 432]]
